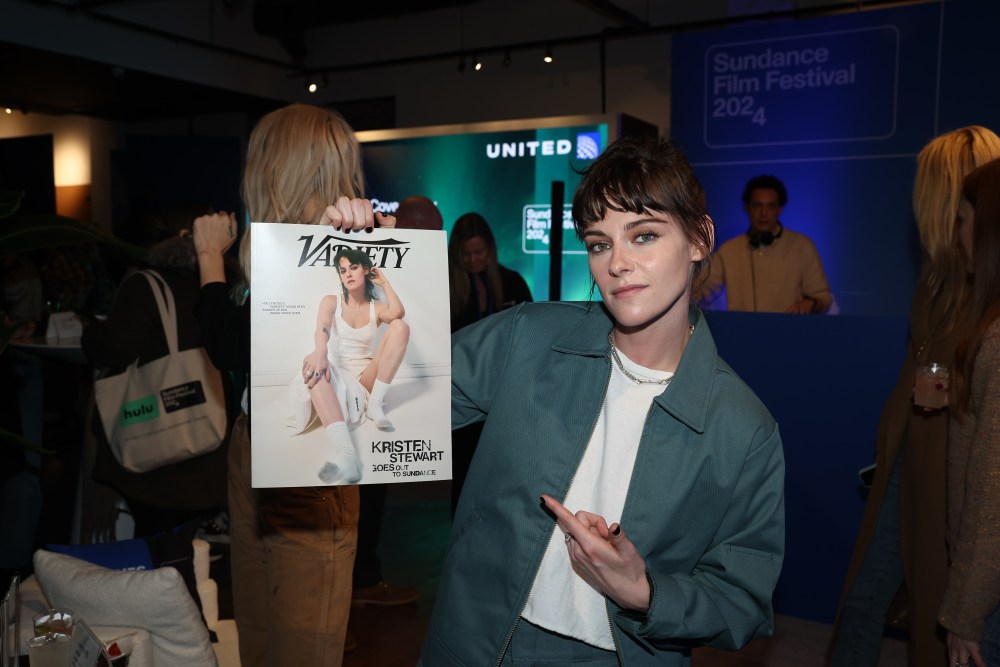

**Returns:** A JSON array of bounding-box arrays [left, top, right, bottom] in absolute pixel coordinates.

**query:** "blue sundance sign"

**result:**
[[704, 26, 899, 147]]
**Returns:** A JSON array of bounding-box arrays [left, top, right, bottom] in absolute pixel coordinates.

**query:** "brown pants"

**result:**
[[228, 414, 360, 667]]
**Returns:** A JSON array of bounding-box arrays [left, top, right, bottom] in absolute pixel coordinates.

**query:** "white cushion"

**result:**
[[32, 549, 217, 666]]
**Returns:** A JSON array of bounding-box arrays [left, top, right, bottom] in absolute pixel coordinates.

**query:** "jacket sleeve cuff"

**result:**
[[610, 570, 659, 651]]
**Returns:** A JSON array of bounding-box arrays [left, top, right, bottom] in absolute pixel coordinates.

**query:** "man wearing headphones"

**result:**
[[698, 174, 832, 313]]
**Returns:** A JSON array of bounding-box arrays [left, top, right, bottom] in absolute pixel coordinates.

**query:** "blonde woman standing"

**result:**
[[193, 103, 395, 667], [831, 126, 1000, 667]]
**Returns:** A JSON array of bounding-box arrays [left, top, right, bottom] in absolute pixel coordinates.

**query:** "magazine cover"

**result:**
[[249, 223, 451, 487]]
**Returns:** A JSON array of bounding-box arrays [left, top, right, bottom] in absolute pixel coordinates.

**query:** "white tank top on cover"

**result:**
[[328, 294, 377, 369]]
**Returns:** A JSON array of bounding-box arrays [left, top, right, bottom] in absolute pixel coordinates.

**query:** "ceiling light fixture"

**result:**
[[543, 45, 553, 63], [307, 79, 318, 93], [474, 54, 482, 71], [3, 108, 11, 115]]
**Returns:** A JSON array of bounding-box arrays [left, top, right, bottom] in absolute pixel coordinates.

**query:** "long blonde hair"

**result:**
[[912, 125, 1000, 323], [237, 104, 364, 286]]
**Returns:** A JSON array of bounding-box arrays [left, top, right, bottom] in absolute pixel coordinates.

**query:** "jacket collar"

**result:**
[[551, 302, 717, 434]]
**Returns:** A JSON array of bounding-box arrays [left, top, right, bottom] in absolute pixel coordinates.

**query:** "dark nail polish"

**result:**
[[612, 525, 621, 536]]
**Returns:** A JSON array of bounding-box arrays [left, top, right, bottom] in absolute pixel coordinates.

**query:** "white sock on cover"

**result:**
[[367, 379, 393, 430], [317, 421, 362, 484]]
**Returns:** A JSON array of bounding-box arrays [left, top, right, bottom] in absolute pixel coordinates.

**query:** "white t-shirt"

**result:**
[[522, 349, 671, 649]]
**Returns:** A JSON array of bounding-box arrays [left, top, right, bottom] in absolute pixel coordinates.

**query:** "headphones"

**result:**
[[747, 223, 783, 249]]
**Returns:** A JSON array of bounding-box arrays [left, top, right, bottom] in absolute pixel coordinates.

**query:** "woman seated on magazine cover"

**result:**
[[301, 246, 409, 484]]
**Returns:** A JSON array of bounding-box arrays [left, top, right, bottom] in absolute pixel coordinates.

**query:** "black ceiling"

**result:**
[[0, 40, 288, 123], [252, 0, 476, 35], [252, 0, 477, 64], [1, 0, 658, 124], [0, 0, 485, 124]]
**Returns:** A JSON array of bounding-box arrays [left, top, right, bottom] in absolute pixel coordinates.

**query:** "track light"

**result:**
[[306, 79, 318, 93], [474, 54, 482, 71], [503, 49, 511, 68], [543, 45, 553, 63], [3, 108, 11, 115]]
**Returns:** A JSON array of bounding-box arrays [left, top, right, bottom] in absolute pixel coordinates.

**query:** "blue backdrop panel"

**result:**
[[699, 156, 921, 317], [672, 3, 940, 317], [704, 310, 908, 623], [704, 26, 898, 148]]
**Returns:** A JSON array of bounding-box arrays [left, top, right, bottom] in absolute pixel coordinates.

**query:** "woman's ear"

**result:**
[[690, 215, 715, 262]]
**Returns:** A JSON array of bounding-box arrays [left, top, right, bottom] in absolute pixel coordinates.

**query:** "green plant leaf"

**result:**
[[0, 213, 147, 259], [0, 190, 23, 219], [0, 425, 52, 455]]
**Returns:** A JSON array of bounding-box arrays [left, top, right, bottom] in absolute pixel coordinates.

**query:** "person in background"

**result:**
[[193, 103, 395, 667], [938, 157, 1000, 667], [35, 242, 115, 318], [449, 212, 532, 333], [2, 252, 44, 340], [394, 195, 444, 231], [830, 126, 1000, 667], [447, 212, 532, 515], [421, 137, 784, 666], [697, 174, 832, 313], [81, 204, 232, 538]]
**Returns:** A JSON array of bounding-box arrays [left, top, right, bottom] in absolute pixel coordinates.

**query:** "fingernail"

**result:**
[[612, 525, 621, 536]]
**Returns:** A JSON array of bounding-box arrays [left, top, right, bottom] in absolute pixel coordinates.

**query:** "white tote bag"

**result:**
[[94, 271, 227, 473]]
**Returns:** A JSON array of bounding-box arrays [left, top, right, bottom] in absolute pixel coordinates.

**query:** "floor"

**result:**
[[342, 480, 908, 667]]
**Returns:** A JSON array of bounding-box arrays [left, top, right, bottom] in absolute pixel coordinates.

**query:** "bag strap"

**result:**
[[139, 270, 180, 355]]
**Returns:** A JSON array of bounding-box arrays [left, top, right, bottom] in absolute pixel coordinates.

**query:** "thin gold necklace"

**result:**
[[607, 325, 693, 386]]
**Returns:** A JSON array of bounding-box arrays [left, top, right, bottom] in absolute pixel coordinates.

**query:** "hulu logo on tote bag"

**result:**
[[120, 394, 160, 425]]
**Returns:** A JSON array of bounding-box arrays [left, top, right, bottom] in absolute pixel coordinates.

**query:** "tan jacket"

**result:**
[[698, 227, 832, 313]]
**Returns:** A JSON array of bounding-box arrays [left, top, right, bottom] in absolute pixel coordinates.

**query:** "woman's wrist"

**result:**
[[197, 252, 227, 286]]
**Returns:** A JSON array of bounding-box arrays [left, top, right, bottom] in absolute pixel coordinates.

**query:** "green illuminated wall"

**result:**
[[362, 123, 608, 301]]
